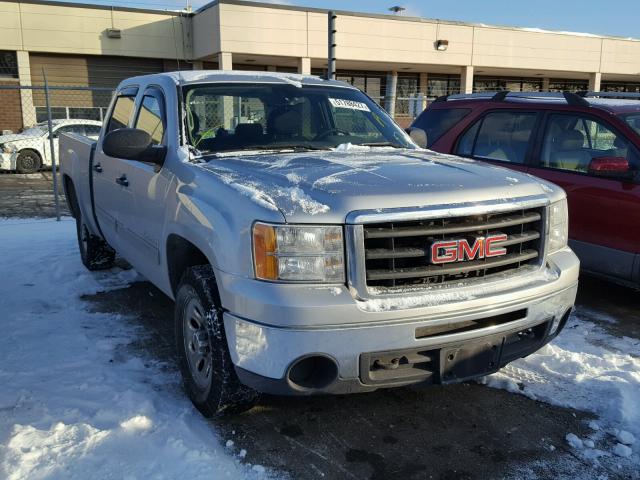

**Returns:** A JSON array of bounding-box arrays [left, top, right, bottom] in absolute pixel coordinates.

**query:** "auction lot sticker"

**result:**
[[329, 98, 371, 111]]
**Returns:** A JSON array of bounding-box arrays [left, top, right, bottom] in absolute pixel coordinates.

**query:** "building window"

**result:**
[[395, 73, 419, 116], [602, 82, 640, 93], [0, 51, 18, 78], [35, 106, 106, 123], [474, 76, 542, 93], [427, 74, 461, 100], [315, 69, 387, 106], [548, 79, 589, 92]]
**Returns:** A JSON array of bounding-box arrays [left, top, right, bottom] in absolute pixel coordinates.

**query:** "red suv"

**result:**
[[410, 92, 640, 287]]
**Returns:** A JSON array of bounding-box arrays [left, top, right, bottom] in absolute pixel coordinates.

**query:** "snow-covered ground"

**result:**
[[1, 217, 639, 479], [0, 219, 273, 480], [484, 309, 640, 469]]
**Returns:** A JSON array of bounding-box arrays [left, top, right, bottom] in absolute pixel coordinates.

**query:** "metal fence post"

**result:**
[[43, 69, 61, 221]]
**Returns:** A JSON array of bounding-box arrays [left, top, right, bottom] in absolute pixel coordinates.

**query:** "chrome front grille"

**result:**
[[362, 207, 545, 289]]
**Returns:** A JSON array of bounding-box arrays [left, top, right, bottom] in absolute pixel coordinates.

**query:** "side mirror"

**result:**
[[406, 127, 428, 149], [588, 156, 633, 179], [102, 128, 166, 165]]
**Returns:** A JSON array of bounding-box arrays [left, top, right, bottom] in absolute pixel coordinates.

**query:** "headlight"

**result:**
[[1, 143, 16, 154], [252, 223, 344, 283], [548, 199, 568, 254]]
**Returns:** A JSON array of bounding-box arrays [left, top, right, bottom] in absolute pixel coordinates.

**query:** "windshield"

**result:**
[[622, 113, 640, 136], [20, 124, 48, 137], [182, 83, 415, 154]]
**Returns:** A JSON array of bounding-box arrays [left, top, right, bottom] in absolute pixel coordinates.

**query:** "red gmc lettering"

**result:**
[[431, 235, 508, 264], [484, 234, 508, 258]]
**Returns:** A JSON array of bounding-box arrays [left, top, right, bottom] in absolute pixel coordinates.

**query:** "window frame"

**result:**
[[454, 108, 542, 166], [133, 86, 167, 146], [531, 110, 640, 183], [104, 86, 139, 135]]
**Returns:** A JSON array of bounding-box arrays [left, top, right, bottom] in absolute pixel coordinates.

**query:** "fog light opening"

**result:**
[[287, 355, 338, 390]]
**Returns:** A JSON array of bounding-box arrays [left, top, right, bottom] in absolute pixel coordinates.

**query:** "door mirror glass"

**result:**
[[406, 127, 427, 148], [103, 128, 166, 165], [588, 156, 633, 178]]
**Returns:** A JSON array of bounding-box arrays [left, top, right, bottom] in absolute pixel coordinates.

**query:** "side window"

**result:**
[[413, 108, 471, 147], [134, 94, 165, 145], [107, 95, 136, 133], [541, 114, 640, 174], [53, 124, 85, 138], [85, 125, 101, 138], [462, 111, 537, 164], [456, 121, 480, 157]]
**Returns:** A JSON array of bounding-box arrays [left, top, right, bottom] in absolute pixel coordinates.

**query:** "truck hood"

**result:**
[[199, 148, 561, 223]]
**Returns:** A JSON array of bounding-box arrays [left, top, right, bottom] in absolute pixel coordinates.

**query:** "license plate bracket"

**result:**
[[440, 338, 502, 383]]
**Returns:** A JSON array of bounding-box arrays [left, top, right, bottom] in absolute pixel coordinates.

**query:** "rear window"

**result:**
[[413, 108, 471, 147]]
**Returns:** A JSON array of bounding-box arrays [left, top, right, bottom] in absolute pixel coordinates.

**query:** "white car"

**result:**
[[0, 119, 102, 173]]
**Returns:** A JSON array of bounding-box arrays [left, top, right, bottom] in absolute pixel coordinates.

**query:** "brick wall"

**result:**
[[0, 80, 23, 133]]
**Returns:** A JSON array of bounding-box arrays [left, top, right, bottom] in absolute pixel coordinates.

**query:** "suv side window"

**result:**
[[541, 113, 640, 175], [134, 91, 166, 145], [456, 111, 537, 164], [413, 108, 471, 147], [107, 94, 137, 133]]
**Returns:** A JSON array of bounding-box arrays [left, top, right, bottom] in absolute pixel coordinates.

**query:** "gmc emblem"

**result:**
[[431, 235, 508, 264]]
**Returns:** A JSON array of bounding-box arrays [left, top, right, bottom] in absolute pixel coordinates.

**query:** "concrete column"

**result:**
[[191, 61, 204, 70], [385, 71, 398, 117], [266, 66, 277, 72], [298, 57, 311, 75], [419, 72, 428, 109], [218, 52, 233, 71], [589, 72, 602, 92], [461, 65, 474, 94], [542, 77, 550, 92], [16, 51, 36, 128]]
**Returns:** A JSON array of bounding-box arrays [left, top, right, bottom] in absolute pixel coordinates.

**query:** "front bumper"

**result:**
[[0, 152, 15, 170], [220, 248, 579, 394]]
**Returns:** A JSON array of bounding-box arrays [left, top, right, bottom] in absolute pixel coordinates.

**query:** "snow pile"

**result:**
[[0, 219, 272, 479], [484, 308, 640, 466]]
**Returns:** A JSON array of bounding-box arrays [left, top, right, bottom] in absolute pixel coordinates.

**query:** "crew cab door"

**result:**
[[114, 86, 171, 279], [454, 109, 539, 175], [93, 88, 138, 250], [528, 111, 640, 281]]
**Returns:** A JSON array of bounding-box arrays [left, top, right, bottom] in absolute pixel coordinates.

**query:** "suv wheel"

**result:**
[[175, 265, 258, 417]]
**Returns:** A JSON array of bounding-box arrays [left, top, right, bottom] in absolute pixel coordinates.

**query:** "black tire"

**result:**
[[75, 212, 115, 271], [175, 265, 258, 417], [15, 150, 42, 174]]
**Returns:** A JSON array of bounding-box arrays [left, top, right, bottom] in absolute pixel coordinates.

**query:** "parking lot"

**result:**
[[1, 172, 638, 479]]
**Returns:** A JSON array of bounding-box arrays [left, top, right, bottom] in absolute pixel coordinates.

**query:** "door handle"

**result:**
[[93, 163, 103, 173], [116, 175, 129, 187]]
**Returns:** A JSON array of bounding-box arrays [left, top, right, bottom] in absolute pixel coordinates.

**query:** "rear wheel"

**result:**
[[175, 265, 258, 417], [75, 211, 115, 271], [15, 150, 41, 174]]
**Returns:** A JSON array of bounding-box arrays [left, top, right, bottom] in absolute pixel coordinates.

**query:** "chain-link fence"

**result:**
[[0, 83, 114, 219]]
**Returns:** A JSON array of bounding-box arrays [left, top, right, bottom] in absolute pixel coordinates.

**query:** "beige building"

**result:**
[[1, 0, 640, 129]]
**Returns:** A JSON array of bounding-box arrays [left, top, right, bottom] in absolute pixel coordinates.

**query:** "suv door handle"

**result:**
[[115, 175, 129, 187], [93, 163, 103, 173]]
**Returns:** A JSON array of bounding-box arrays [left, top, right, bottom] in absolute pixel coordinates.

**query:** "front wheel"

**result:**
[[175, 265, 258, 417], [15, 150, 41, 174]]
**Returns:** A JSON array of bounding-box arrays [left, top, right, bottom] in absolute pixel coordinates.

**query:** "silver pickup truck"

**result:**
[[60, 71, 579, 417]]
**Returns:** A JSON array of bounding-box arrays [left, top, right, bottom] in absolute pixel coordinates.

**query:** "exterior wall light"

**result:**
[[106, 28, 121, 39], [435, 39, 449, 51]]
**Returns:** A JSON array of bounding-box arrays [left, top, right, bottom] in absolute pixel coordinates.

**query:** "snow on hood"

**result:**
[[0, 132, 43, 144], [198, 148, 561, 222]]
